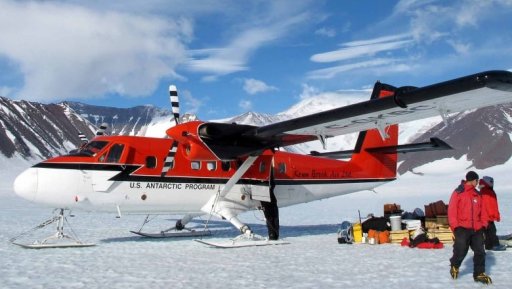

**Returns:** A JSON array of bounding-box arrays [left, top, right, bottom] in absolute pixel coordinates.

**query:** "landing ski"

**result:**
[[498, 234, 512, 247], [13, 242, 96, 249], [130, 230, 211, 238], [195, 238, 290, 248]]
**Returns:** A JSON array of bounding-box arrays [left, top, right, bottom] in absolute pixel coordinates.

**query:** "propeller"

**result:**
[[78, 132, 88, 143], [161, 85, 180, 177], [96, 123, 108, 136]]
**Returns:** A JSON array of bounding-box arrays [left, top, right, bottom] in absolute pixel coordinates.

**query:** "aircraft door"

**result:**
[[247, 155, 272, 202], [91, 143, 128, 193], [79, 168, 94, 196]]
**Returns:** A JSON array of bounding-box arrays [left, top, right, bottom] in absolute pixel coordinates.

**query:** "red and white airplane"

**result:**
[[12, 70, 512, 247]]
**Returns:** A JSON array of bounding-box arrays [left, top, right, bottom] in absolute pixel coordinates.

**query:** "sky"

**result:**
[[1, 0, 512, 119]]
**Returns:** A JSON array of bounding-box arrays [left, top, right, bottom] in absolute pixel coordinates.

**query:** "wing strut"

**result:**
[[437, 104, 451, 126], [202, 156, 259, 235], [219, 156, 258, 198]]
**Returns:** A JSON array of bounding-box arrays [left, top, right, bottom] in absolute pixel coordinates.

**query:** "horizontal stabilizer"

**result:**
[[310, 137, 452, 159], [366, 137, 452, 154]]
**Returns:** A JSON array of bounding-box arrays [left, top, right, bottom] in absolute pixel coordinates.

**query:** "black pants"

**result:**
[[450, 227, 486, 277], [484, 221, 499, 250]]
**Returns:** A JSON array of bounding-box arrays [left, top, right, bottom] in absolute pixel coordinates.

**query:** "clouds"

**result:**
[[243, 78, 277, 95], [308, 34, 414, 79], [0, 0, 317, 106], [237, 78, 278, 111], [311, 34, 414, 63], [315, 27, 336, 38], [306, 1, 512, 81], [185, 28, 274, 81], [0, 0, 511, 118], [0, 0, 190, 101], [184, 5, 313, 81], [239, 100, 252, 111]]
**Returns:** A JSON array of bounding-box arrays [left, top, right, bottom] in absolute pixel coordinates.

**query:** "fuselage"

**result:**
[[13, 133, 393, 215]]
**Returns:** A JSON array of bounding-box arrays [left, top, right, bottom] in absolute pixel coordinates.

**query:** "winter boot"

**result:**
[[491, 244, 507, 251], [474, 273, 492, 285], [450, 266, 459, 280]]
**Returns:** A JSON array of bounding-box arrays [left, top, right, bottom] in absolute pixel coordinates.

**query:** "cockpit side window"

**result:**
[[105, 143, 125, 163], [75, 141, 109, 156]]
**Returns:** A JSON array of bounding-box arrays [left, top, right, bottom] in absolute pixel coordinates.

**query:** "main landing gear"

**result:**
[[195, 155, 284, 247], [130, 214, 211, 238]]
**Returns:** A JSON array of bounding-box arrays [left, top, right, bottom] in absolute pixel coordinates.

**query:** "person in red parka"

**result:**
[[479, 176, 506, 251], [448, 171, 492, 285]]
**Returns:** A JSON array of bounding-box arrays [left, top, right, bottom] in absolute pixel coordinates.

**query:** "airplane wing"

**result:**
[[199, 70, 512, 159]]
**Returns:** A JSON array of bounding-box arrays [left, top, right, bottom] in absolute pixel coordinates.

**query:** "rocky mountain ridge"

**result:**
[[1, 95, 511, 174]]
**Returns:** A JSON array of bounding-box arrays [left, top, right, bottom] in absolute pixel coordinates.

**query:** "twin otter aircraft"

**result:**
[[12, 70, 512, 248]]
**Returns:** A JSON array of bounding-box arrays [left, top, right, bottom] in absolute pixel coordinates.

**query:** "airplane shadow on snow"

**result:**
[[100, 220, 339, 243]]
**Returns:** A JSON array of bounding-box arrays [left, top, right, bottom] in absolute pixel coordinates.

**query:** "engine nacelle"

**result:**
[[180, 139, 218, 161], [166, 121, 220, 161]]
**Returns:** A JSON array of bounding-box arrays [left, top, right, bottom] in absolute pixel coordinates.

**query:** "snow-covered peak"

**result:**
[[279, 90, 370, 118]]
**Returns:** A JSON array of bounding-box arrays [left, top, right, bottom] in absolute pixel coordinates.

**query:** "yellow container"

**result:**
[[353, 223, 362, 243]]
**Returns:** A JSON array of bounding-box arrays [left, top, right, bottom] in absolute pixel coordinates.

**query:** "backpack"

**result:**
[[362, 216, 391, 233], [337, 221, 354, 244], [368, 229, 390, 244]]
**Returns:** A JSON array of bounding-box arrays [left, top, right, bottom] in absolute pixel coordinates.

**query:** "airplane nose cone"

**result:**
[[13, 168, 38, 202]]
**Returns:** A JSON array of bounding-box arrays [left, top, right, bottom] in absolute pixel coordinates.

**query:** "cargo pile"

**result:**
[[339, 200, 453, 246]]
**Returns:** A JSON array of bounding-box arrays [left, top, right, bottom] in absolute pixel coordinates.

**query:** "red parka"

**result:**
[[448, 183, 489, 231], [481, 185, 501, 222]]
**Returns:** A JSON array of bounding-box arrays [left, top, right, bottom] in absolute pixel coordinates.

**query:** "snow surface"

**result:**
[[1, 157, 512, 289]]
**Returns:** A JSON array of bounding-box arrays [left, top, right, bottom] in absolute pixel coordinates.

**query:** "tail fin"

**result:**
[[351, 82, 398, 179]]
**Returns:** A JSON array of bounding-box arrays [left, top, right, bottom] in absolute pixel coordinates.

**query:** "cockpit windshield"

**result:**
[[68, 141, 109, 157]]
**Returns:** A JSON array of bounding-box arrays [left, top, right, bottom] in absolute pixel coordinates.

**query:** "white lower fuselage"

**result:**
[[14, 166, 387, 216]]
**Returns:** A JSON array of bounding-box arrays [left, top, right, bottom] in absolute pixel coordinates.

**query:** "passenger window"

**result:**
[[146, 156, 157, 169], [206, 161, 216, 171], [191, 161, 201, 170], [259, 161, 266, 173], [105, 143, 125, 163], [278, 162, 286, 174], [221, 161, 231, 171]]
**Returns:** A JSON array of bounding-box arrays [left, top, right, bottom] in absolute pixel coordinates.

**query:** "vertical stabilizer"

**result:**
[[351, 82, 398, 179]]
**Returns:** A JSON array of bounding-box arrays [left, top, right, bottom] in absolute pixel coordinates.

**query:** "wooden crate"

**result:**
[[427, 228, 454, 243], [426, 217, 450, 230], [436, 215, 449, 226], [390, 229, 414, 243], [425, 218, 437, 229]]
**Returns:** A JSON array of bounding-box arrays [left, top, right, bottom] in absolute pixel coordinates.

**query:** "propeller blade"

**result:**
[[169, 85, 180, 125], [78, 132, 88, 143], [96, 123, 108, 136], [161, 140, 178, 177]]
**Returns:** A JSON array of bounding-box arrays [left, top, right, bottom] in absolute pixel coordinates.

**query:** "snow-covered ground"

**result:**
[[1, 157, 511, 289]]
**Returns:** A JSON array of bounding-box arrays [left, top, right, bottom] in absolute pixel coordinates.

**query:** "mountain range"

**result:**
[[1, 94, 511, 174]]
